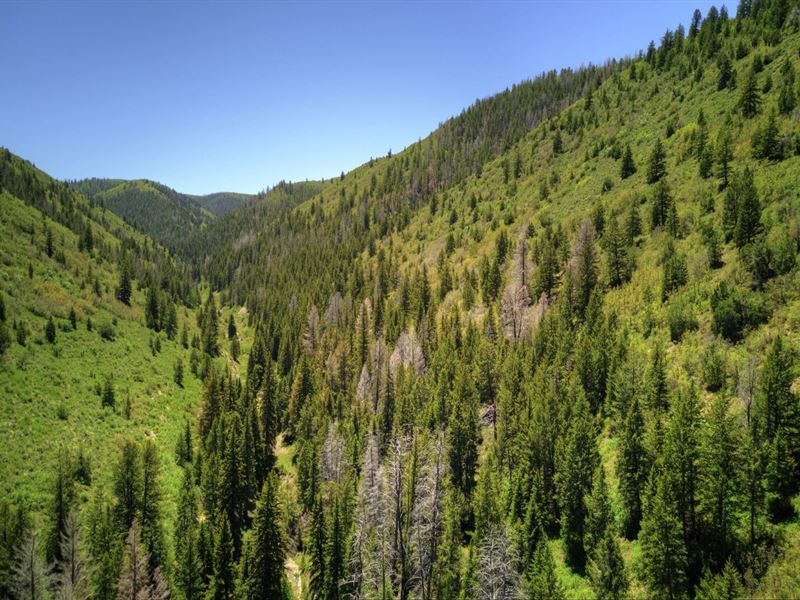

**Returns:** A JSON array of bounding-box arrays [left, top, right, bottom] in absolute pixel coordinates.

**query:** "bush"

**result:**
[[98, 321, 116, 341], [666, 300, 698, 342], [711, 282, 769, 342], [601, 177, 614, 194]]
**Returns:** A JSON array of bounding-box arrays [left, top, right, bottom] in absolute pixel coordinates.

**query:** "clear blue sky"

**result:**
[[1, 1, 719, 195]]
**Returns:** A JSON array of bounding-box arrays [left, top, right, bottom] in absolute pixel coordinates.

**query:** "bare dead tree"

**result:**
[[500, 283, 532, 342], [10, 528, 51, 600], [390, 331, 425, 377], [514, 236, 531, 290], [116, 519, 169, 600], [473, 525, 521, 600], [321, 422, 347, 485], [386, 435, 413, 600], [345, 434, 388, 600], [410, 431, 448, 600], [325, 291, 344, 328], [55, 511, 91, 600], [302, 304, 321, 354]]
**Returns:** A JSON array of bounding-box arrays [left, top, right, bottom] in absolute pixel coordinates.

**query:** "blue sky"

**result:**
[[1, 1, 719, 194]]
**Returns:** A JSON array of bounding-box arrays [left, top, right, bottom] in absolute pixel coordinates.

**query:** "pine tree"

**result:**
[[650, 180, 673, 230], [324, 498, 345, 600], [752, 110, 783, 161], [778, 60, 796, 114], [740, 67, 761, 118], [555, 391, 597, 572], [145, 286, 161, 331], [646, 138, 667, 184], [174, 358, 184, 388], [588, 526, 628, 600], [715, 129, 733, 190], [618, 396, 646, 539], [238, 474, 286, 600], [116, 265, 132, 306], [573, 218, 599, 319], [699, 394, 742, 569], [206, 515, 235, 600], [140, 440, 166, 573], [114, 440, 141, 533], [102, 376, 115, 409], [45, 316, 57, 344], [584, 466, 613, 558], [604, 217, 630, 287], [175, 470, 203, 600], [694, 561, 743, 600], [46, 451, 74, 563], [447, 366, 479, 497], [717, 52, 734, 90], [526, 536, 564, 600], [625, 202, 641, 246], [620, 144, 636, 179], [639, 469, 688, 599], [308, 496, 326, 600], [733, 168, 760, 248], [552, 130, 563, 155]]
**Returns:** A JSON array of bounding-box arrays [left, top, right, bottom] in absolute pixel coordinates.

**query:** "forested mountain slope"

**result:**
[[69, 178, 256, 255], [190, 3, 800, 598], [2, 2, 800, 600]]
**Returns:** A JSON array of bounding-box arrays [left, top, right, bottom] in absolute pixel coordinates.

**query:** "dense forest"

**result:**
[[2, 1, 800, 599]]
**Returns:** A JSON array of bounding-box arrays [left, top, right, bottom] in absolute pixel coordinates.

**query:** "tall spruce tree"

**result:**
[[238, 474, 286, 600]]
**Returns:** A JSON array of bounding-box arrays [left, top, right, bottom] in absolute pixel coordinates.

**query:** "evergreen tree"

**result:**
[[206, 516, 235, 600], [573, 218, 599, 318], [145, 286, 161, 331], [740, 67, 761, 118], [752, 110, 783, 161], [717, 53, 734, 90], [585, 466, 613, 558], [239, 474, 286, 600], [715, 129, 733, 190], [650, 180, 673, 230], [604, 217, 630, 287], [555, 392, 596, 572], [639, 469, 688, 599], [620, 144, 636, 179], [324, 498, 345, 600], [308, 496, 326, 600], [46, 451, 74, 563], [174, 358, 184, 388], [778, 60, 796, 114], [140, 440, 166, 573], [699, 394, 742, 570], [588, 526, 628, 600], [694, 561, 743, 600], [552, 130, 563, 155], [618, 396, 647, 539], [175, 470, 203, 600], [114, 440, 141, 533], [227, 315, 236, 340], [45, 316, 57, 344], [646, 138, 667, 184], [102, 376, 115, 409], [116, 265, 132, 306], [733, 168, 760, 248], [625, 202, 641, 246], [526, 535, 564, 600], [447, 366, 479, 497]]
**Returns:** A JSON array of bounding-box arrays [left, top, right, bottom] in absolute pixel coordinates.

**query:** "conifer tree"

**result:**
[[526, 535, 564, 600], [46, 450, 74, 563], [588, 526, 628, 600], [618, 396, 646, 539], [140, 440, 166, 574], [715, 129, 733, 190], [555, 391, 597, 572], [308, 496, 326, 600], [239, 474, 286, 600], [639, 469, 688, 599], [740, 66, 761, 117], [620, 144, 636, 179], [206, 515, 235, 600], [733, 168, 760, 248], [116, 265, 132, 306], [175, 470, 203, 600], [584, 466, 613, 558], [778, 60, 796, 114], [114, 440, 142, 534], [604, 217, 630, 287], [625, 202, 641, 246], [646, 138, 667, 184], [699, 394, 742, 569], [45, 316, 57, 344], [325, 498, 345, 600], [650, 180, 672, 230], [447, 366, 479, 497]]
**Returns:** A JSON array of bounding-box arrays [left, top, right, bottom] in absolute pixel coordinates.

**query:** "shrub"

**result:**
[[666, 300, 698, 342], [711, 282, 768, 342]]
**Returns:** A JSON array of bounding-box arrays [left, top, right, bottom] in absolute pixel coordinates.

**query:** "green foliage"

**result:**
[[646, 138, 667, 184]]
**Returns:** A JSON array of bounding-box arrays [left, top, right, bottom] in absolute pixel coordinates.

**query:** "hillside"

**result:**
[[2, 2, 800, 600]]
